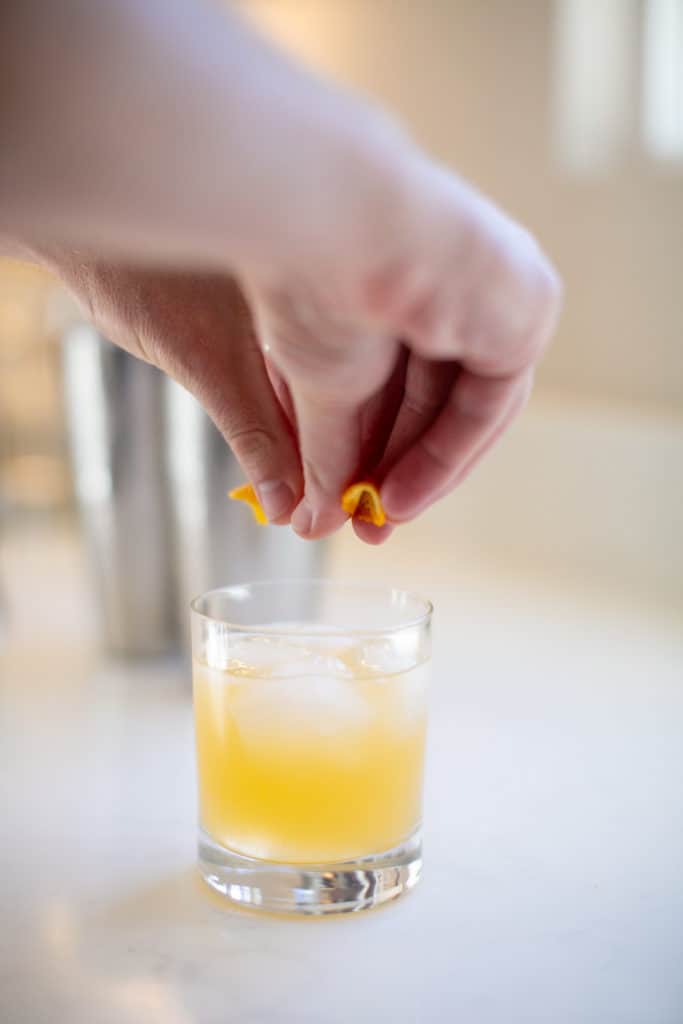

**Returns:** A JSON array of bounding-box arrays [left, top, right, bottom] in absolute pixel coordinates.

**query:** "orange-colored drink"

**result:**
[[194, 638, 427, 863]]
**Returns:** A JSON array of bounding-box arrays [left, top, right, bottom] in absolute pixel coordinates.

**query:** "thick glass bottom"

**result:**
[[198, 828, 422, 915]]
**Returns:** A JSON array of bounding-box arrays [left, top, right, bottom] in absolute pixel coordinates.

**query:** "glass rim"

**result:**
[[190, 578, 433, 638]]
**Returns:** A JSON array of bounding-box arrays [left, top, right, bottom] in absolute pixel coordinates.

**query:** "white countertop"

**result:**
[[2, 522, 683, 1023]]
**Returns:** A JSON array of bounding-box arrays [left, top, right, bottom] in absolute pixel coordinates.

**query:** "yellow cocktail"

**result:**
[[194, 648, 427, 863], [191, 581, 432, 914]]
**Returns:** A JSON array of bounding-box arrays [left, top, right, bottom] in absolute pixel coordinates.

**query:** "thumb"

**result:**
[[48, 262, 304, 523], [170, 287, 303, 525], [195, 344, 303, 526], [130, 274, 305, 524]]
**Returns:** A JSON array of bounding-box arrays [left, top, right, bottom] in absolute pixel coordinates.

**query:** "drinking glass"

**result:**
[[192, 580, 432, 915]]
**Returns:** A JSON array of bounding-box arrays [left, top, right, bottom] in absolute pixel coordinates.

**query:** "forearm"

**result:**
[[1, 0, 403, 275]]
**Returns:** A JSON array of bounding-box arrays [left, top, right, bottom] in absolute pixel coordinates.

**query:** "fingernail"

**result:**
[[291, 499, 313, 536], [256, 480, 295, 522]]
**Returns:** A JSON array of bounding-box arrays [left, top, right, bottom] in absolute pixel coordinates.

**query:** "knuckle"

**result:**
[[535, 262, 563, 337], [452, 384, 502, 421], [516, 230, 563, 328], [538, 260, 563, 310], [402, 369, 453, 418], [224, 424, 275, 467], [128, 318, 159, 368], [510, 324, 547, 372], [302, 456, 332, 497], [361, 255, 428, 327], [461, 247, 562, 375], [419, 434, 452, 474], [403, 393, 440, 418], [517, 262, 563, 367], [452, 371, 530, 422]]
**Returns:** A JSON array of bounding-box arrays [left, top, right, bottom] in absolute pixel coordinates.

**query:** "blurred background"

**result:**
[[1, 0, 681, 663]]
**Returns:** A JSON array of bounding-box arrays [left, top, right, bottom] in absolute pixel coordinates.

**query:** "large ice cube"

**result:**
[[224, 634, 296, 677], [230, 672, 372, 746]]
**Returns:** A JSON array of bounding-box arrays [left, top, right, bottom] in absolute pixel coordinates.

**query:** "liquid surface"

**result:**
[[193, 635, 428, 863]]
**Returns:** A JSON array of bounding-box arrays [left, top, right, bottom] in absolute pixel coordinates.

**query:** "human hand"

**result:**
[[7, 1, 561, 544], [46, 263, 303, 525], [241, 141, 562, 544], [43, 130, 561, 546]]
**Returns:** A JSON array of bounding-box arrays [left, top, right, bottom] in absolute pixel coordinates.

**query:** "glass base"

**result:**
[[198, 829, 422, 915]]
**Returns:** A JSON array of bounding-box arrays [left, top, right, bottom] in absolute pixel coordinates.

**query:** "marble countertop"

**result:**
[[2, 522, 682, 1023]]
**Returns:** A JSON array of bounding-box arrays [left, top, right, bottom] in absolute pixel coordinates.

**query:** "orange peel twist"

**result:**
[[340, 481, 386, 527], [229, 479, 387, 528], [228, 483, 268, 525]]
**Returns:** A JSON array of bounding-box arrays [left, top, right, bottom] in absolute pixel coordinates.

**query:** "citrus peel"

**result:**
[[228, 483, 268, 525], [229, 479, 388, 529], [340, 481, 387, 527]]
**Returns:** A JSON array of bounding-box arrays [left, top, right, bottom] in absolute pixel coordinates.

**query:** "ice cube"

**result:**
[[276, 653, 354, 679], [224, 634, 301, 677], [358, 637, 415, 676], [231, 672, 371, 746]]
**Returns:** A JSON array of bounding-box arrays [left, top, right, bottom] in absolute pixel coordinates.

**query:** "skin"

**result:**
[[1, 0, 562, 544]]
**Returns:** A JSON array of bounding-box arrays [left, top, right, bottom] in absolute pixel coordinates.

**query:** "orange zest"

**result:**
[[228, 483, 268, 525], [340, 481, 387, 527], [229, 479, 388, 529]]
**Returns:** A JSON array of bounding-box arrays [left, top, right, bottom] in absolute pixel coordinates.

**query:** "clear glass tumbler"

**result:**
[[191, 580, 432, 915]]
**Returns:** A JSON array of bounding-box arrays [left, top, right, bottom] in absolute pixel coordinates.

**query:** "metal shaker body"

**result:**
[[63, 326, 326, 657], [62, 326, 176, 656]]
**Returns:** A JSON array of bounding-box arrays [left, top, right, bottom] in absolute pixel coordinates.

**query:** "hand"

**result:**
[[242, 144, 562, 543], [43, 133, 561, 545], [46, 263, 303, 524], [6, 1, 561, 544]]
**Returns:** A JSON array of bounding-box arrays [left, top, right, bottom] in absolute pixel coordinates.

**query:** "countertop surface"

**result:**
[[2, 523, 683, 1023]]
